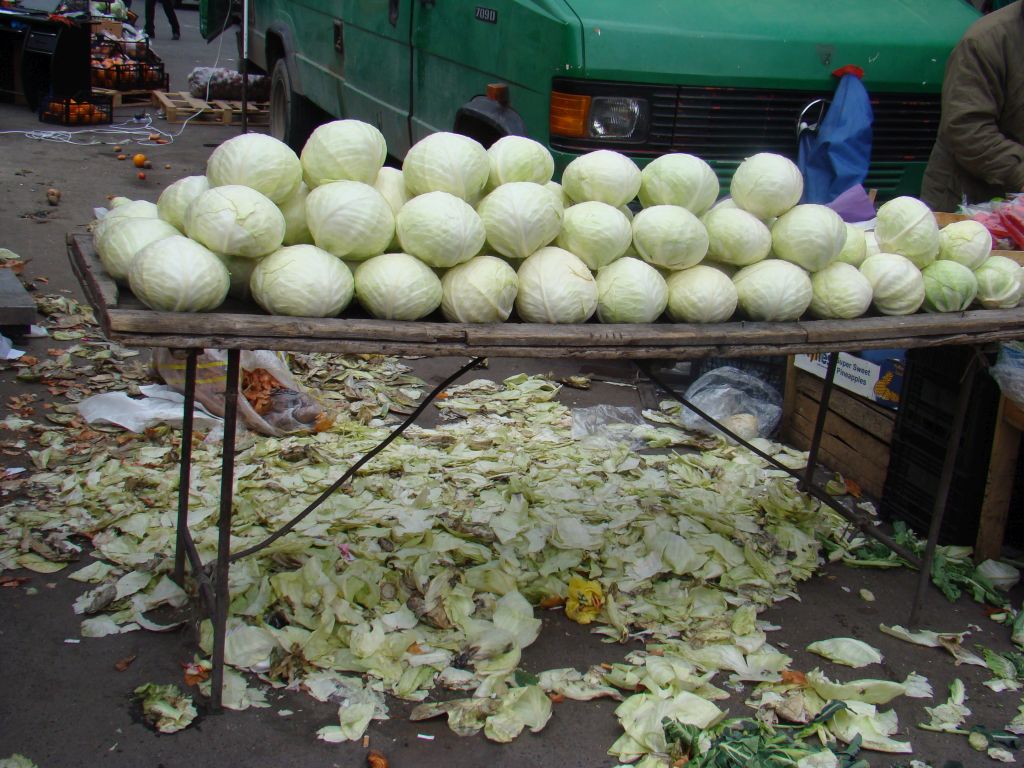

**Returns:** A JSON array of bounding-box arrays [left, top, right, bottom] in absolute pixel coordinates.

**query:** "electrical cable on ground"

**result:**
[[226, 356, 487, 563]]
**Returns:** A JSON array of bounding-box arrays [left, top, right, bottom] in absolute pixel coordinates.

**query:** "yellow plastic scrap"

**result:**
[[565, 576, 604, 625]]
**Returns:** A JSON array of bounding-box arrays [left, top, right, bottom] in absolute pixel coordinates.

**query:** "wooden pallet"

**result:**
[[151, 90, 269, 126], [92, 87, 158, 109]]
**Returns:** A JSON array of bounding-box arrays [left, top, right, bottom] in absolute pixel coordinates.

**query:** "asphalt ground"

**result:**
[[0, 14, 1022, 767]]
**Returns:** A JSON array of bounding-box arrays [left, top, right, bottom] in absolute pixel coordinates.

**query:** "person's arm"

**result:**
[[939, 36, 1024, 193]]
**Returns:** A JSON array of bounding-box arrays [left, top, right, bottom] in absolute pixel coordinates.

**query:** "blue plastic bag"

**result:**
[[798, 70, 874, 205]]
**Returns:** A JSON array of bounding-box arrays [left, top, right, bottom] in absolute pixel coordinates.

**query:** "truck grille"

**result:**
[[551, 79, 942, 196]]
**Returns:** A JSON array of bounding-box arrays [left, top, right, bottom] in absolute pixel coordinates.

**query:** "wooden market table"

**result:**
[[67, 233, 1024, 708]]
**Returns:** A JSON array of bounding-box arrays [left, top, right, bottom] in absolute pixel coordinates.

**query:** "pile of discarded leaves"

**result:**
[[1, 294, 1022, 768]]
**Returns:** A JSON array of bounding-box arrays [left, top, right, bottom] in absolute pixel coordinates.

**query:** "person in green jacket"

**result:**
[[921, 1, 1024, 212]]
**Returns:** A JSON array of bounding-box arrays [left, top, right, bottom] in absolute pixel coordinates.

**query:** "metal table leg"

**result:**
[[804, 353, 840, 489], [209, 349, 241, 712], [908, 350, 979, 627], [173, 350, 198, 587]]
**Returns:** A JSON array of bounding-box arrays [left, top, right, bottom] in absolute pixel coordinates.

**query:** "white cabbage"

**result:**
[[665, 265, 738, 323], [157, 175, 210, 231], [250, 244, 354, 317], [922, 260, 978, 312], [545, 180, 573, 208], [487, 136, 554, 187], [835, 224, 868, 267], [477, 182, 563, 260], [515, 246, 598, 323], [702, 207, 772, 267], [595, 257, 668, 323], [859, 252, 925, 315], [730, 153, 803, 220], [128, 235, 230, 312], [96, 217, 180, 282], [373, 167, 411, 215], [809, 262, 873, 319], [561, 150, 641, 208], [402, 132, 490, 202], [206, 133, 302, 203], [874, 196, 940, 269], [631, 205, 709, 270], [556, 201, 632, 270], [185, 185, 285, 258], [975, 255, 1024, 309], [277, 182, 313, 246], [864, 230, 881, 258], [939, 219, 992, 270], [354, 253, 442, 320], [397, 191, 486, 267], [305, 180, 395, 261], [440, 255, 519, 323], [300, 119, 388, 188], [94, 199, 160, 241], [215, 252, 259, 301], [638, 153, 719, 216], [807, 637, 883, 668], [771, 204, 846, 272], [732, 259, 813, 321]]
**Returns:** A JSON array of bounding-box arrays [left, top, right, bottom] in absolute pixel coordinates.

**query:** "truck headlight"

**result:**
[[550, 92, 649, 140], [588, 97, 649, 139]]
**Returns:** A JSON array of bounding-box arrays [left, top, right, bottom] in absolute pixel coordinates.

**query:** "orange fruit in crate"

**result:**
[[132, 153, 147, 168]]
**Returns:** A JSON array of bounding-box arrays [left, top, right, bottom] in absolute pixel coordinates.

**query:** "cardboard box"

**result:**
[[89, 19, 124, 39], [793, 349, 904, 409]]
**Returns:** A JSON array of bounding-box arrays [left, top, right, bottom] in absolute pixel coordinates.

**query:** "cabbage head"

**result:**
[[96, 217, 181, 282], [859, 252, 925, 315], [402, 132, 490, 203], [487, 136, 554, 187], [185, 185, 286, 258], [250, 244, 354, 317], [300, 119, 388, 188], [730, 153, 803, 220], [771, 203, 846, 272], [938, 219, 992, 270], [441, 255, 519, 323], [93, 199, 160, 241], [397, 191, 486, 267], [373, 167, 411, 215], [545, 180, 573, 208], [556, 201, 632, 270], [206, 133, 302, 204], [809, 262, 873, 319], [702, 207, 772, 267], [874, 196, 940, 269], [354, 253, 442, 320], [477, 182, 563, 260], [157, 176, 210, 231], [922, 259, 978, 313], [128, 236, 230, 312], [835, 224, 868, 267], [733, 259, 813, 321], [638, 153, 719, 216], [975, 255, 1024, 309], [632, 205, 709, 270], [305, 181, 395, 261], [561, 150, 641, 208], [515, 246, 598, 323], [216, 252, 259, 301], [595, 257, 668, 323], [278, 182, 313, 246], [665, 265, 738, 323]]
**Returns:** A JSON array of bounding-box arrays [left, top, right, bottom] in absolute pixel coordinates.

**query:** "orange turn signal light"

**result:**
[[549, 91, 591, 138]]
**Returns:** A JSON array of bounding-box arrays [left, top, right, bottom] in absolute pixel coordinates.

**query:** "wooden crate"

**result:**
[[92, 87, 159, 108], [782, 363, 896, 498], [152, 90, 269, 126]]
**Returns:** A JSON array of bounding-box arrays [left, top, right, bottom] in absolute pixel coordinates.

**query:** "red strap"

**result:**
[[832, 64, 865, 79]]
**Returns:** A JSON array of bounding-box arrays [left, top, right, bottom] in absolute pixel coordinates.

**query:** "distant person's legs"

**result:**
[[162, 0, 181, 39], [143, 0, 156, 36]]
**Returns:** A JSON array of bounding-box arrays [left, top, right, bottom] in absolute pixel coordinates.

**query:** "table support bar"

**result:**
[[805, 353, 839, 489], [173, 350, 198, 586]]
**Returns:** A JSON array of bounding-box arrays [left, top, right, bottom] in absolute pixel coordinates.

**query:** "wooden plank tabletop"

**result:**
[[0, 268, 37, 327], [67, 233, 1024, 359]]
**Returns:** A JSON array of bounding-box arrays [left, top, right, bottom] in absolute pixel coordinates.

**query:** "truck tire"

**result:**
[[270, 58, 320, 152]]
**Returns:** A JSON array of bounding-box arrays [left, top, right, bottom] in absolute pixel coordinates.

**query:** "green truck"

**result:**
[[201, 0, 979, 199]]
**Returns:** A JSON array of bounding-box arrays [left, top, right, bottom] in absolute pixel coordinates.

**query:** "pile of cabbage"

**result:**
[[92, 122, 1024, 322]]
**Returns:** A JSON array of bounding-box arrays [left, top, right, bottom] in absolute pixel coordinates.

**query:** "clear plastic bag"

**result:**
[[989, 341, 1024, 408], [152, 349, 333, 437], [571, 405, 649, 449], [678, 366, 782, 439]]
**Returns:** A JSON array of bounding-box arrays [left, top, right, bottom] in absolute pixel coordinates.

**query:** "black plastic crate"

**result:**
[[880, 346, 1003, 545], [38, 92, 113, 126]]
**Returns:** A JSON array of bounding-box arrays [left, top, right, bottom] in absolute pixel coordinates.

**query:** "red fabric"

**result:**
[[831, 64, 865, 79]]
